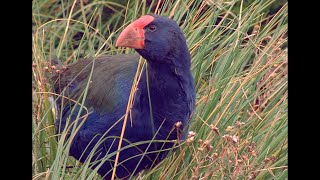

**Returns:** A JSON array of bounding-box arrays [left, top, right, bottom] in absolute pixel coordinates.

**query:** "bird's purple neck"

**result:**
[[130, 53, 194, 140]]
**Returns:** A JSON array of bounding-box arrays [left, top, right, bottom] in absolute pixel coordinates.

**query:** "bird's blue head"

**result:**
[[116, 14, 190, 67]]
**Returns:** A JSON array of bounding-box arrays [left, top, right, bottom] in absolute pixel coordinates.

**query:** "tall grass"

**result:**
[[32, 0, 287, 179]]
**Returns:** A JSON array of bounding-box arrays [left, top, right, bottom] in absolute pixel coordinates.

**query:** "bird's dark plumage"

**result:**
[[54, 14, 195, 179]]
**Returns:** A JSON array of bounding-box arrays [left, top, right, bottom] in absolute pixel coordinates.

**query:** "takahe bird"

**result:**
[[54, 14, 195, 179]]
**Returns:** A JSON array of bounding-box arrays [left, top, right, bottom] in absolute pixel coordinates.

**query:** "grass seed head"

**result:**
[[203, 140, 211, 146], [209, 125, 220, 136], [235, 121, 245, 128], [175, 121, 182, 128], [226, 126, 234, 132], [186, 136, 195, 144], [188, 131, 196, 137]]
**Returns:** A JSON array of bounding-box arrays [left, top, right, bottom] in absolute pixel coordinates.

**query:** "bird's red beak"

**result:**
[[115, 15, 154, 49]]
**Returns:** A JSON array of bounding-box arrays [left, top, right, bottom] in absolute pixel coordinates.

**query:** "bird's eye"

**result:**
[[148, 25, 157, 32]]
